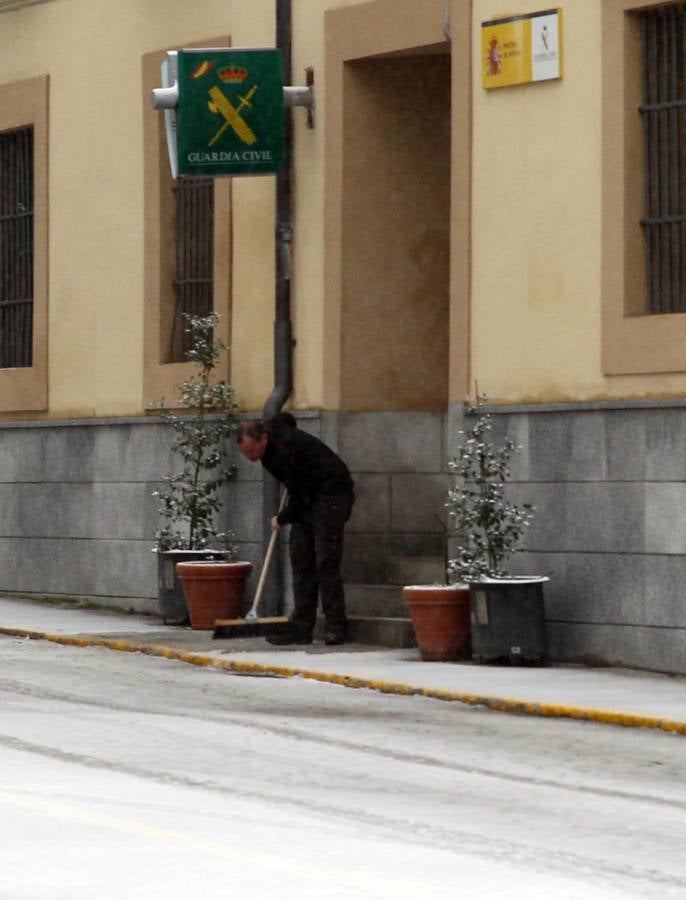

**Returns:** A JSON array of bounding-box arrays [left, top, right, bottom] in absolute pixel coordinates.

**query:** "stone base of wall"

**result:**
[[4, 404, 684, 674], [0, 410, 449, 618], [477, 402, 686, 675]]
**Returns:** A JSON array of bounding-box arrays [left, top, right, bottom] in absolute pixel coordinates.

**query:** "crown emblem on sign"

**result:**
[[218, 65, 248, 83]]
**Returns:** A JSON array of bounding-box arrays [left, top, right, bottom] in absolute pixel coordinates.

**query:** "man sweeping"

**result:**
[[236, 416, 355, 646]]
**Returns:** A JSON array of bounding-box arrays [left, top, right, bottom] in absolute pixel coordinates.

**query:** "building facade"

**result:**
[[0, 0, 685, 673]]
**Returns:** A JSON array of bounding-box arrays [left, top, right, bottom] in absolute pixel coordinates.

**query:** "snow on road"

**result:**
[[0, 636, 684, 899]]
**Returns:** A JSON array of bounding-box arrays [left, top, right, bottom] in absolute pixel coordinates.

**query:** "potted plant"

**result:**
[[153, 312, 252, 627], [446, 398, 547, 665], [175, 557, 253, 630], [402, 518, 472, 663]]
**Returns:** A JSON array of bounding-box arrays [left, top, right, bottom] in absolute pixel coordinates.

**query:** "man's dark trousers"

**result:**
[[288, 491, 354, 638]]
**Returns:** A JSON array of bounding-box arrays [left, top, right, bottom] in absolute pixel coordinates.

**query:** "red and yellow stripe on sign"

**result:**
[[190, 60, 213, 80]]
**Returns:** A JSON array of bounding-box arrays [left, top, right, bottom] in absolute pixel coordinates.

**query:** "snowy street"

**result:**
[[1, 635, 684, 899]]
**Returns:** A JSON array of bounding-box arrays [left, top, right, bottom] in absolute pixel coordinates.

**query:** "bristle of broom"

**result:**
[[213, 616, 291, 639]]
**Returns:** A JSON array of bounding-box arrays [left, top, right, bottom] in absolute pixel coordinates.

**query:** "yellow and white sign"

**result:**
[[482, 8, 563, 90]]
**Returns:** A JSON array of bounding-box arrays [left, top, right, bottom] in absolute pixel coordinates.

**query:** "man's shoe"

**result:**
[[266, 631, 312, 646], [324, 630, 346, 646]]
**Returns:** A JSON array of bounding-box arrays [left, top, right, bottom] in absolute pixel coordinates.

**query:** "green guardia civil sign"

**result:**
[[177, 49, 284, 177]]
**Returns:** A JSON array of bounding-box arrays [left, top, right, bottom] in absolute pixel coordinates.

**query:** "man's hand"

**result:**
[[271, 516, 281, 532]]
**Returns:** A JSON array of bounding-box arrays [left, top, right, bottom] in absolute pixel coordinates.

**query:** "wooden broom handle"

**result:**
[[248, 490, 288, 617]]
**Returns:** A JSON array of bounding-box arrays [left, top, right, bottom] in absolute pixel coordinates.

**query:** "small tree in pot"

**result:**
[[446, 406, 534, 583], [153, 312, 249, 625], [446, 400, 547, 665]]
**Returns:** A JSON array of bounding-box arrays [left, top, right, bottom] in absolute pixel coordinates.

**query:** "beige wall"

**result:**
[[0, 0, 237, 419], [7, 0, 686, 418], [223, 1, 276, 413], [471, 0, 686, 404], [234, 0, 454, 413], [289, 0, 400, 411], [0, 0, 381, 419], [230, 0, 369, 412], [471, 0, 603, 405], [323, 0, 462, 411]]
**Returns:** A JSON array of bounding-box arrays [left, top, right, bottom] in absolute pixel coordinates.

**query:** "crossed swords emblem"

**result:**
[[208, 84, 258, 148]]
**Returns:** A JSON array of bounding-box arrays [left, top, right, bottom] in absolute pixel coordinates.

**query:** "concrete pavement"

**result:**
[[1, 595, 685, 735]]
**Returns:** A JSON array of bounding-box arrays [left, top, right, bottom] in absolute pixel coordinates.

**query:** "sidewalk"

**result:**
[[1, 596, 685, 735]]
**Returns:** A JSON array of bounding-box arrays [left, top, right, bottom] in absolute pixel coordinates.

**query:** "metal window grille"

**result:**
[[0, 127, 33, 368], [170, 176, 214, 361], [640, 4, 686, 314]]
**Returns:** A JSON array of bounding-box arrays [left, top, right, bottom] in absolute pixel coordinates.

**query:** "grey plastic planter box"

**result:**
[[469, 577, 549, 665]]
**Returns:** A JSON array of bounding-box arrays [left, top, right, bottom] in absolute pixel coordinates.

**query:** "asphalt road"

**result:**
[[0, 635, 684, 899]]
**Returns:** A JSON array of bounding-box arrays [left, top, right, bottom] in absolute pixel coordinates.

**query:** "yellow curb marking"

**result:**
[[2, 626, 685, 736]]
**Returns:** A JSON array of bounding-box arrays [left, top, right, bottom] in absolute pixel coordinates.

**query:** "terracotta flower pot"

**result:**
[[403, 584, 471, 662], [157, 549, 230, 624], [176, 560, 253, 630]]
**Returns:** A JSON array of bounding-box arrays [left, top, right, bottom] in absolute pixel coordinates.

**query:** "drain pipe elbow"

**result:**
[[262, 313, 293, 421], [443, 0, 451, 41]]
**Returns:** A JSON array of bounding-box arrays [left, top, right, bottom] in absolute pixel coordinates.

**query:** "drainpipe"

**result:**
[[263, 0, 294, 423], [261, 0, 294, 615], [443, 0, 451, 41]]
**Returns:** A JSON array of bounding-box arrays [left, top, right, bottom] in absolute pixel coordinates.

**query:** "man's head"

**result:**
[[236, 420, 269, 462]]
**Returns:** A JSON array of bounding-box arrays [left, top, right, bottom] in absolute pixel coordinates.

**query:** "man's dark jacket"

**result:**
[[261, 423, 354, 526]]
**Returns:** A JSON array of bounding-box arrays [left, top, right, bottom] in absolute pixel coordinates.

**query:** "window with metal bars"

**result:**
[[640, 4, 686, 314], [0, 126, 33, 368], [169, 176, 214, 362]]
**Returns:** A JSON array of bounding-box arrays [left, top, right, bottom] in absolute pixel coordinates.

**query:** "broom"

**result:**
[[213, 491, 291, 639]]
